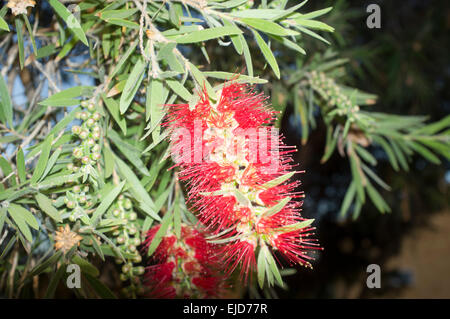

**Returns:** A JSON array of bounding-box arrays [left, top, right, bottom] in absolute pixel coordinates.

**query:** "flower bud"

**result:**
[[92, 112, 101, 121], [133, 255, 142, 263], [87, 138, 96, 147], [79, 196, 87, 204], [71, 125, 81, 135], [80, 112, 88, 120], [92, 152, 101, 161], [124, 199, 132, 210], [73, 147, 83, 158], [122, 264, 131, 273], [86, 118, 95, 127], [134, 266, 145, 275], [79, 130, 89, 140], [119, 273, 127, 281]]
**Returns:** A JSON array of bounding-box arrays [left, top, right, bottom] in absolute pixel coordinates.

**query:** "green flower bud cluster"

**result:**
[[309, 71, 360, 114], [61, 100, 102, 222], [64, 184, 96, 222], [108, 194, 143, 286], [72, 101, 103, 168]]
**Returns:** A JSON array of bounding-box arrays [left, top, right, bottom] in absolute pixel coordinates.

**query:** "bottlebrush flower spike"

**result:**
[[165, 80, 322, 286], [142, 224, 224, 298]]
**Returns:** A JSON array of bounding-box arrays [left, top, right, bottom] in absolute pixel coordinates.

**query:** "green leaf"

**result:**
[[270, 35, 306, 55], [48, 0, 89, 46], [294, 18, 334, 32], [166, 79, 192, 101], [408, 141, 441, 165], [120, 57, 146, 114], [252, 30, 280, 79], [35, 193, 62, 223], [40, 147, 62, 182], [108, 130, 149, 176], [173, 26, 242, 44], [0, 72, 13, 127], [241, 34, 253, 77], [115, 156, 160, 221], [102, 18, 139, 29], [84, 272, 117, 298], [263, 197, 291, 217], [203, 72, 268, 84], [15, 19, 24, 69], [0, 207, 7, 236], [101, 94, 127, 135], [38, 172, 83, 189], [91, 181, 126, 225], [39, 86, 94, 106], [340, 181, 356, 217], [23, 14, 37, 54], [108, 41, 138, 80], [354, 144, 377, 166], [366, 182, 391, 213], [174, 195, 181, 238], [233, 189, 251, 207], [297, 7, 333, 20], [16, 148, 26, 183], [223, 19, 243, 54], [265, 248, 284, 287], [30, 134, 54, 184], [36, 44, 57, 59], [372, 135, 399, 171], [0, 16, 9, 31], [188, 62, 216, 99], [72, 254, 100, 277], [296, 25, 330, 44], [241, 18, 298, 36], [103, 146, 114, 179], [8, 203, 39, 230], [257, 247, 267, 288], [44, 264, 66, 298], [29, 251, 63, 277], [0, 156, 14, 186], [147, 208, 173, 256], [262, 172, 296, 189], [147, 79, 166, 143], [275, 219, 315, 233], [7, 205, 33, 241], [99, 8, 139, 20]]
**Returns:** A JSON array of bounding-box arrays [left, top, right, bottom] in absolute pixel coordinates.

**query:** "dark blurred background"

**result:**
[[276, 0, 450, 298]]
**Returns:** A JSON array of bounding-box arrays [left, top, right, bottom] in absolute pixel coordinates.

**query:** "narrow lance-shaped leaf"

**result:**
[[252, 30, 280, 79], [35, 193, 62, 223], [91, 181, 126, 225], [48, 0, 89, 46], [31, 134, 54, 184]]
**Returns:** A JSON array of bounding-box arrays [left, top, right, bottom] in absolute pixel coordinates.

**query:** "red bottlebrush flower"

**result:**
[[165, 80, 321, 284], [142, 224, 224, 298]]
